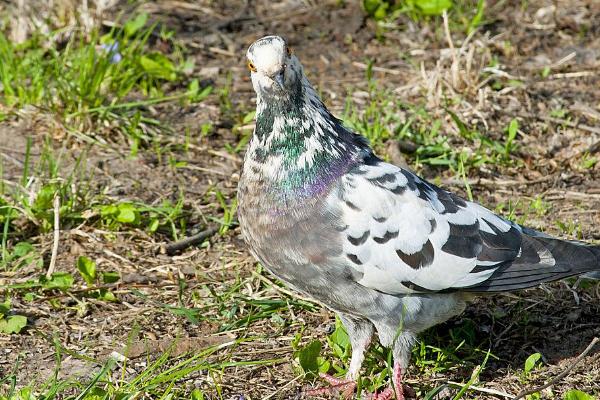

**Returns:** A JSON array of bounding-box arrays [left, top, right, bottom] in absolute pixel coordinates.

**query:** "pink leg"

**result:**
[[364, 363, 405, 400], [304, 373, 356, 399], [390, 362, 405, 400]]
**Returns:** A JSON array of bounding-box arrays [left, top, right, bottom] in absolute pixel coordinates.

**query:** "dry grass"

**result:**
[[1, 0, 600, 399]]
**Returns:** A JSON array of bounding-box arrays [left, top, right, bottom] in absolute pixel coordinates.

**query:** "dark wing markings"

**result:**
[[348, 231, 370, 246], [441, 221, 482, 258], [373, 231, 399, 244], [396, 240, 435, 269]]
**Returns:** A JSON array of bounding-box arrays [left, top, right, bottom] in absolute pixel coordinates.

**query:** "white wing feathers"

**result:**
[[333, 159, 521, 295]]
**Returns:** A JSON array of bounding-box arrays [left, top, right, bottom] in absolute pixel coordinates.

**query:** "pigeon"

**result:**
[[237, 35, 600, 399]]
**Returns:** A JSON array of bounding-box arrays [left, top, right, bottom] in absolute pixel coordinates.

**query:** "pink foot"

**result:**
[[363, 363, 405, 400], [304, 373, 356, 399]]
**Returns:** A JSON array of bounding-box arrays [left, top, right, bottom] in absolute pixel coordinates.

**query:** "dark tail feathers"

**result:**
[[465, 232, 600, 292]]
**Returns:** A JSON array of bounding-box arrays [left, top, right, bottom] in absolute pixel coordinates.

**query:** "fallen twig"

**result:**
[[46, 195, 60, 279], [517, 113, 600, 136], [32, 281, 192, 302], [165, 226, 219, 256], [511, 336, 599, 400], [447, 381, 512, 398]]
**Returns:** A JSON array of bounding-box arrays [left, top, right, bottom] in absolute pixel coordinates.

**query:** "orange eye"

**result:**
[[247, 60, 257, 72], [286, 46, 292, 56]]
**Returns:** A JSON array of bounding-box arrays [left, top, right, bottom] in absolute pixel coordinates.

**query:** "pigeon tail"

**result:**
[[463, 233, 600, 292]]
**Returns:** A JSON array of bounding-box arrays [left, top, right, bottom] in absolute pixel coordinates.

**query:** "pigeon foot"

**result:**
[[363, 363, 406, 400], [304, 373, 356, 398]]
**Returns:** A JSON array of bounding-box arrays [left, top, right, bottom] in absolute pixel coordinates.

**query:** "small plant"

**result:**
[[0, 299, 27, 334], [504, 118, 519, 158], [0, 241, 42, 271], [362, 0, 486, 35], [0, 13, 212, 148], [99, 202, 141, 227], [363, 0, 453, 20], [555, 219, 583, 239], [579, 153, 598, 170], [295, 339, 331, 377], [212, 189, 237, 235], [76, 256, 119, 301], [522, 352, 542, 381], [97, 198, 187, 239], [563, 390, 596, 400]]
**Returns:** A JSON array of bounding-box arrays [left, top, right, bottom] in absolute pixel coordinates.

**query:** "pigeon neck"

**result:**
[[246, 77, 367, 199]]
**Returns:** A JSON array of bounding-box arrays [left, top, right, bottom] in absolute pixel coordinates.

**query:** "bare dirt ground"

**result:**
[[1, 0, 600, 399]]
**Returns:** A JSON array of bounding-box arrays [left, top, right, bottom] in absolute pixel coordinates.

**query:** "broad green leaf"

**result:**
[[97, 289, 117, 302], [524, 352, 541, 374], [194, 85, 212, 102], [148, 218, 160, 233], [328, 320, 351, 359], [187, 78, 199, 97], [101, 271, 120, 284], [76, 256, 97, 285], [191, 389, 205, 400], [363, 0, 382, 15], [0, 299, 10, 316], [414, 0, 453, 16], [124, 13, 148, 36], [139, 54, 176, 81], [116, 203, 139, 224], [0, 314, 27, 334], [12, 242, 34, 258], [297, 340, 322, 375], [100, 204, 118, 217], [317, 357, 331, 374], [7, 242, 41, 269], [33, 184, 56, 209], [507, 118, 518, 142], [242, 110, 256, 124], [42, 272, 74, 291], [564, 390, 595, 400]]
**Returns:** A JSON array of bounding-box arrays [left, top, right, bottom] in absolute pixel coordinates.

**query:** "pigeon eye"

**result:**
[[286, 46, 292, 56], [247, 60, 257, 73]]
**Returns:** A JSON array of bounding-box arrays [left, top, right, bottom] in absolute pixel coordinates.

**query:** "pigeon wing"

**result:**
[[334, 156, 599, 294]]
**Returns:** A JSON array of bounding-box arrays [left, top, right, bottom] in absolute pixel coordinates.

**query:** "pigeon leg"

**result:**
[[338, 314, 374, 380], [305, 315, 374, 398], [366, 362, 405, 400]]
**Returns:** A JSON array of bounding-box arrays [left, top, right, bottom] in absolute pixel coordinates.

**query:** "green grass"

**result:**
[[2, 4, 599, 399], [343, 72, 523, 175], [0, 261, 316, 399], [0, 13, 210, 148], [363, 0, 488, 35], [0, 335, 283, 400]]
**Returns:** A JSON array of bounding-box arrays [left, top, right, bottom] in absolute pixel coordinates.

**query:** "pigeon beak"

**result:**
[[274, 71, 285, 90]]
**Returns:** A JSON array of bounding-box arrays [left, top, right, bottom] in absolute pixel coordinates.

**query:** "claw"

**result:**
[[361, 363, 406, 400], [304, 364, 410, 400], [304, 373, 356, 399]]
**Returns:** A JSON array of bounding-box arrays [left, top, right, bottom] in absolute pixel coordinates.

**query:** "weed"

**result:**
[[343, 79, 521, 173], [0, 13, 211, 148], [363, 0, 488, 35], [555, 219, 583, 239], [0, 299, 27, 334], [227, 110, 256, 154], [211, 189, 237, 235], [0, 142, 93, 270], [563, 390, 596, 400], [97, 197, 187, 239], [579, 153, 597, 170], [0, 334, 282, 399], [523, 352, 542, 379]]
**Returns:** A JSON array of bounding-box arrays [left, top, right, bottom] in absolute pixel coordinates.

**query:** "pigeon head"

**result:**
[[246, 36, 301, 99], [243, 36, 371, 200]]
